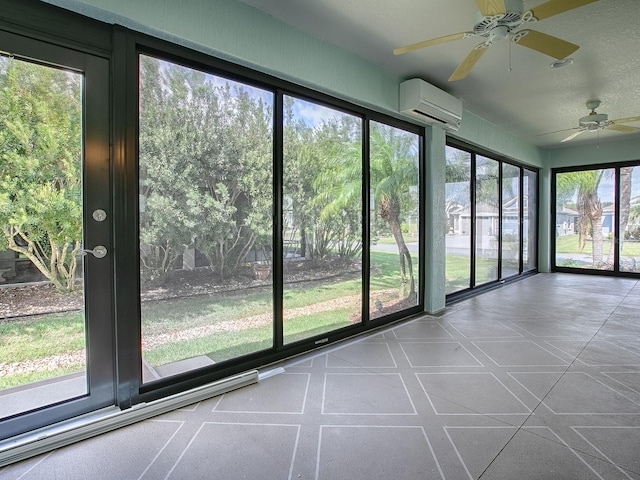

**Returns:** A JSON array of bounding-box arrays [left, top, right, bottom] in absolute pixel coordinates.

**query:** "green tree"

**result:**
[[327, 120, 419, 298], [139, 57, 195, 283], [188, 84, 273, 277], [445, 148, 471, 233], [0, 56, 83, 291], [370, 122, 419, 298], [283, 98, 360, 264], [139, 56, 273, 282], [618, 166, 633, 251], [311, 115, 363, 260], [557, 170, 606, 265]]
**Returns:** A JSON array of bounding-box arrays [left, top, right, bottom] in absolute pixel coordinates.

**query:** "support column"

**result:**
[[538, 165, 551, 272], [424, 126, 446, 314]]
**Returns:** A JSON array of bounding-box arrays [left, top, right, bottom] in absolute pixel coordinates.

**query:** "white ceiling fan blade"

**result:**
[[530, 0, 599, 21], [536, 127, 579, 137], [561, 130, 586, 142], [475, 0, 506, 17], [606, 124, 640, 133], [393, 32, 473, 56], [611, 116, 640, 124], [448, 45, 487, 82]]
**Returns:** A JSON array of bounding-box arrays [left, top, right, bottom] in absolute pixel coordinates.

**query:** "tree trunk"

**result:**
[[380, 197, 415, 299], [5, 228, 70, 291], [617, 167, 633, 258], [586, 191, 604, 266], [388, 217, 415, 299]]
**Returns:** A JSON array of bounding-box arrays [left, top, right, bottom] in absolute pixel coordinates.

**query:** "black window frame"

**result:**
[[551, 161, 640, 278], [118, 29, 426, 404], [445, 138, 539, 303]]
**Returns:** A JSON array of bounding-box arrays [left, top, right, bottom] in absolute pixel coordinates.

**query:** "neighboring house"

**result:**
[[446, 195, 530, 238], [556, 206, 579, 236]]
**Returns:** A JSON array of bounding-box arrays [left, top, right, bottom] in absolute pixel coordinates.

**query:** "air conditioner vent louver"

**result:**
[[399, 79, 462, 131], [412, 109, 448, 125]]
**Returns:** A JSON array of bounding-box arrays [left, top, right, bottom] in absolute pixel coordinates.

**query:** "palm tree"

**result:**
[[316, 121, 419, 299], [557, 170, 606, 266], [618, 166, 633, 252], [370, 123, 420, 298]]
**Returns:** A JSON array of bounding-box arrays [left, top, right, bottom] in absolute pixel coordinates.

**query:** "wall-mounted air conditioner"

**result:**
[[399, 78, 462, 131]]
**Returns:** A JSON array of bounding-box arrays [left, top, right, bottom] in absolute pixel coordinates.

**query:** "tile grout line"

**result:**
[[477, 280, 640, 479]]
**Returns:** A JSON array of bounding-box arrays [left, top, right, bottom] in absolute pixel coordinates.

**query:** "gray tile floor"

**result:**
[[2, 273, 640, 479]]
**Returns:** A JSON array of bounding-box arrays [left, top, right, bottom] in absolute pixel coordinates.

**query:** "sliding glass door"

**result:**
[[445, 146, 471, 294], [135, 49, 425, 381], [282, 96, 363, 344], [445, 142, 538, 297], [138, 55, 274, 382], [620, 166, 640, 273], [0, 32, 114, 439], [501, 163, 521, 278], [369, 122, 420, 318], [523, 169, 538, 272], [553, 164, 640, 276], [475, 156, 500, 285]]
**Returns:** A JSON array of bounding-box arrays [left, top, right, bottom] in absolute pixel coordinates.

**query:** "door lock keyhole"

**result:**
[[92, 209, 107, 222]]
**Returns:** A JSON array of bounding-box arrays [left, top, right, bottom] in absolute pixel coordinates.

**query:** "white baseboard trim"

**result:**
[[0, 369, 258, 467]]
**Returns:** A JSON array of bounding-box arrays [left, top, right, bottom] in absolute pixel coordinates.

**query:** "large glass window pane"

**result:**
[[501, 163, 520, 277], [369, 121, 420, 319], [619, 166, 640, 272], [475, 156, 499, 284], [445, 146, 471, 294], [282, 96, 362, 344], [555, 168, 615, 270], [139, 56, 274, 381], [523, 169, 538, 271], [0, 56, 87, 414]]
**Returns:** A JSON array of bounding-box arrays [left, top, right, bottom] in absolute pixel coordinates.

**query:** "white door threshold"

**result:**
[[0, 369, 258, 467]]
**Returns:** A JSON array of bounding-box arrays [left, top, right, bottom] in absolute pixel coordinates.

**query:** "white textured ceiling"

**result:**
[[237, 0, 640, 149]]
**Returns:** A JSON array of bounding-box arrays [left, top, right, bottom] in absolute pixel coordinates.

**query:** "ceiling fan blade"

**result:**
[[515, 30, 579, 59], [393, 32, 473, 55], [607, 124, 640, 133], [561, 130, 586, 142], [449, 45, 487, 82], [536, 127, 578, 137], [611, 116, 640, 124], [475, 0, 506, 17], [530, 0, 599, 21]]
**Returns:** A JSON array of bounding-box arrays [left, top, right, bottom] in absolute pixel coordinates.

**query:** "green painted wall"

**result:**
[[545, 136, 640, 168]]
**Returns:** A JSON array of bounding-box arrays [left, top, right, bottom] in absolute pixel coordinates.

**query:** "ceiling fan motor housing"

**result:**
[[579, 113, 609, 128], [474, 0, 526, 36]]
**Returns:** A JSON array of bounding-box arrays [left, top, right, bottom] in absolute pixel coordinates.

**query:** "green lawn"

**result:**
[[375, 235, 419, 245], [555, 234, 640, 256], [445, 254, 503, 293], [0, 312, 85, 362], [1, 250, 419, 388], [0, 312, 86, 389]]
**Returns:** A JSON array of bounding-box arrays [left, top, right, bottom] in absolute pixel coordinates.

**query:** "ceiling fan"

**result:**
[[393, 0, 599, 81], [539, 100, 640, 143]]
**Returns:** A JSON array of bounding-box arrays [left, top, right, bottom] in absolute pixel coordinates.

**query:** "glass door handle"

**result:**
[[82, 245, 108, 258]]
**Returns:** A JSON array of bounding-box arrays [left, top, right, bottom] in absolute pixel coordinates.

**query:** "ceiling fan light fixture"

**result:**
[[550, 57, 574, 68]]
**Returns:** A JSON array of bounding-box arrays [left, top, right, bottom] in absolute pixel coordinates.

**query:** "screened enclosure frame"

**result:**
[[444, 139, 539, 301], [0, 2, 426, 441], [551, 161, 640, 278], [117, 31, 426, 404]]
